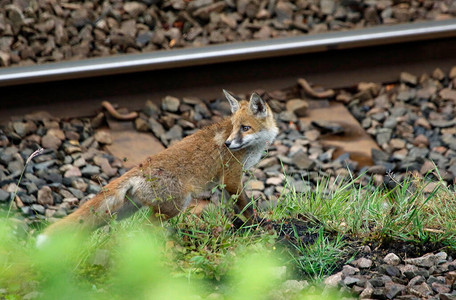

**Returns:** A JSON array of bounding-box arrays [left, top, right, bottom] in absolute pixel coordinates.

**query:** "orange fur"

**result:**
[[40, 92, 278, 240]]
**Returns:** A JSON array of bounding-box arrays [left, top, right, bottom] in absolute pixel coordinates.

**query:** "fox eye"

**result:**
[[241, 125, 251, 132]]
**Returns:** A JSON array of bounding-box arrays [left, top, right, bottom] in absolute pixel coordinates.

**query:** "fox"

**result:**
[[36, 90, 278, 246]]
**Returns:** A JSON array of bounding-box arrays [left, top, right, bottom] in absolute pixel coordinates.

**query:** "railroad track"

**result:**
[[1, 19, 456, 121]]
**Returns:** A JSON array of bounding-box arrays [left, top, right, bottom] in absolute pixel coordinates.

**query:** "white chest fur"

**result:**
[[243, 147, 264, 169]]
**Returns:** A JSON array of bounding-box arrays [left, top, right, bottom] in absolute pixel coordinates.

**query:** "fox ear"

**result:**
[[223, 89, 240, 113], [249, 93, 267, 117]]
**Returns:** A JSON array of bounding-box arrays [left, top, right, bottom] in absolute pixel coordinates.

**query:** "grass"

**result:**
[[1, 168, 456, 299], [272, 170, 456, 247]]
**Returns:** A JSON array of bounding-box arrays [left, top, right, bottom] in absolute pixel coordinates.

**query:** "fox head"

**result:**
[[223, 90, 278, 151]]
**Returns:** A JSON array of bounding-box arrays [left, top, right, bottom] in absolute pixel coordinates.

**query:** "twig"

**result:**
[[298, 78, 335, 99], [101, 101, 138, 120]]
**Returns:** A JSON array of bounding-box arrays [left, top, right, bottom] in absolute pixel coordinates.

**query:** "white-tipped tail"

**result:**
[[36, 234, 48, 248]]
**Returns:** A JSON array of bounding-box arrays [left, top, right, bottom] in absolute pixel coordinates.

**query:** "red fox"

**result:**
[[37, 90, 278, 246]]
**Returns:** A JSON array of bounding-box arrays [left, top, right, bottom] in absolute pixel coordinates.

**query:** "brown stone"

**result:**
[[420, 160, 435, 175], [93, 156, 118, 177], [414, 117, 431, 129], [286, 99, 308, 117], [413, 134, 429, 147], [440, 88, 456, 101], [247, 180, 264, 191], [0, 50, 11, 67], [135, 118, 149, 132], [37, 186, 54, 206], [390, 138, 405, 150], [94, 130, 113, 144], [432, 68, 445, 80], [42, 133, 62, 150], [400, 72, 417, 85], [47, 128, 66, 140], [64, 166, 82, 178], [449, 66, 456, 79], [123, 2, 147, 18]]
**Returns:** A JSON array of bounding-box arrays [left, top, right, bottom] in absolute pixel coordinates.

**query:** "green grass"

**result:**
[[1, 170, 456, 299], [271, 171, 456, 247], [290, 227, 348, 280]]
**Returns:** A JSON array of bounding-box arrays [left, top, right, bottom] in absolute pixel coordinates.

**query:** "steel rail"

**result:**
[[0, 19, 455, 87]]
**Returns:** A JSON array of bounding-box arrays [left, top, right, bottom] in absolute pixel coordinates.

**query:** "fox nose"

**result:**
[[225, 140, 231, 147]]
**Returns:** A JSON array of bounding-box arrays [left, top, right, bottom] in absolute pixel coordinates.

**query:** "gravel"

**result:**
[[0, 0, 455, 67], [346, 66, 456, 185], [2, 66, 456, 298], [326, 251, 456, 299]]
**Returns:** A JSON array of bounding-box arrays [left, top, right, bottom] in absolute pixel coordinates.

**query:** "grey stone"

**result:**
[[291, 150, 315, 169], [440, 293, 456, 300], [71, 178, 88, 192], [352, 257, 373, 269], [376, 128, 392, 145], [385, 283, 405, 299], [23, 182, 38, 194], [381, 265, 401, 277], [405, 254, 440, 268], [161, 96, 180, 112], [64, 166, 82, 178], [13, 122, 27, 137], [430, 119, 456, 128], [0, 189, 10, 202], [342, 265, 360, 276], [400, 72, 417, 85], [427, 275, 445, 285], [320, 0, 335, 15], [278, 111, 297, 122], [372, 148, 390, 162], [281, 280, 308, 292], [195, 103, 211, 118], [408, 275, 425, 287], [68, 187, 84, 199], [324, 271, 342, 287], [149, 118, 165, 138], [383, 117, 398, 129], [372, 287, 387, 299], [8, 160, 24, 174], [87, 184, 101, 194], [409, 282, 433, 298], [289, 180, 311, 193], [397, 90, 416, 102], [31, 204, 45, 215], [143, 100, 161, 117], [369, 277, 385, 287], [343, 276, 360, 287], [384, 253, 401, 266], [164, 125, 183, 141], [18, 193, 36, 204], [34, 160, 56, 171], [21, 206, 31, 215], [81, 165, 100, 177], [431, 282, 450, 294]]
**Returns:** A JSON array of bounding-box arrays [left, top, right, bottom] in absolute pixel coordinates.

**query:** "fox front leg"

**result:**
[[224, 184, 253, 220]]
